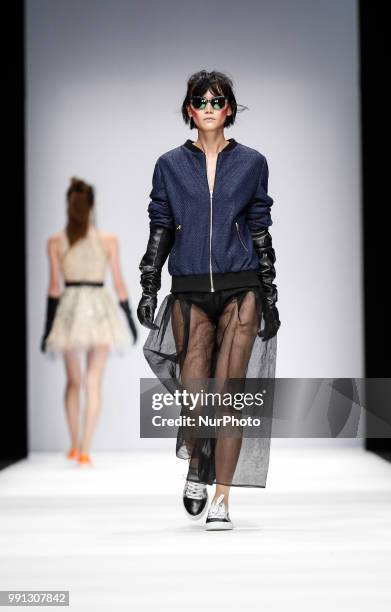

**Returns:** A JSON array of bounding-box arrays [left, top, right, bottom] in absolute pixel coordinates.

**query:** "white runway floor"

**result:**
[[0, 444, 390, 611]]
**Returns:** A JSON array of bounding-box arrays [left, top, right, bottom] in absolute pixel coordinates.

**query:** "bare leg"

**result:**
[[172, 297, 215, 477], [213, 291, 260, 507], [79, 345, 109, 455], [63, 350, 82, 449]]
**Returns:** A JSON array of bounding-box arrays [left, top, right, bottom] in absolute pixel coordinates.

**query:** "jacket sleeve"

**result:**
[[246, 156, 274, 232], [147, 160, 175, 231]]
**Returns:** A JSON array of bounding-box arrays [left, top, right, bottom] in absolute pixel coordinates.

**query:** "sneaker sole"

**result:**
[[205, 521, 234, 531]]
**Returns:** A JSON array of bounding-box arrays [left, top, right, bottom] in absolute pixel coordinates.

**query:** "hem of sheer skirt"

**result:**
[[197, 482, 266, 488], [182, 469, 267, 488]]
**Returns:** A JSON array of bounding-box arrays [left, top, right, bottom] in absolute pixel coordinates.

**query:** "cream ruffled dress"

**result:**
[[45, 225, 133, 357]]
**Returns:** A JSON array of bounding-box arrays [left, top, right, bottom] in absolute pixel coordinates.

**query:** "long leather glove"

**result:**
[[137, 225, 175, 330], [251, 227, 281, 341], [40, 296, 60, 352], [119, 299, 138, 343]]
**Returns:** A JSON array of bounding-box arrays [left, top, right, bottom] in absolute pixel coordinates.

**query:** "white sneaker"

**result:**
[[183, 480, 208, 520], [205, 494, 233, 530]]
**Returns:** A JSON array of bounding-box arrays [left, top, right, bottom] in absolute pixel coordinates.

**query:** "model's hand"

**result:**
[[40, 335, 47, 353], [258, 303, 281, 341], [137, 295, 159, 330], [119, 299, 138, 343], [40, 296, 60, 354]]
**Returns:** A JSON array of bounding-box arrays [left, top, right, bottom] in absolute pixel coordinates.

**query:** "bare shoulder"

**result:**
[[97, 230, 118, 256], [47, 231, 64, 253]]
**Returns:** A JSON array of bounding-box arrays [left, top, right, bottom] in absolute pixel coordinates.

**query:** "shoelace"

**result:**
[[184, 480, 207, 500], [208, 494, 228, 519]]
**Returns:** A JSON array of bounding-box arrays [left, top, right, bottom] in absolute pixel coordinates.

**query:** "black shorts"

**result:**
[[171, 285, 263, 323]]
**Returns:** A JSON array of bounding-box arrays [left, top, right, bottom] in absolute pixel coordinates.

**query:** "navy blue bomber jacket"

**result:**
[[147, 138, 274, 293]]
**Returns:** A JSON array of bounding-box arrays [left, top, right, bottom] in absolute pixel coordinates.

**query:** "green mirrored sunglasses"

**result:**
[[190, 95, 228, 110]]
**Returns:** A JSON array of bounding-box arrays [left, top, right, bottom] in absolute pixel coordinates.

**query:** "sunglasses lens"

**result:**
[[212, 97, 227, 109], [191, 96, 206, 109]]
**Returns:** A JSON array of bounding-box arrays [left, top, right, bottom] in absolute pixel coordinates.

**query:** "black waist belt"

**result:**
[[65, 281, 104, 287]]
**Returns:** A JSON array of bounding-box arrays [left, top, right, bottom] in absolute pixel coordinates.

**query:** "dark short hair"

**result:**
[[181, 70, 238, 129]]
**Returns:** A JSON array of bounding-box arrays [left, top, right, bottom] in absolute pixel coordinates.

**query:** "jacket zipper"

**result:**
[[235, 221, 249, 252], [172, 224, 181, 256], [203, 153, 221, 293], [209, 189, 214, 291]]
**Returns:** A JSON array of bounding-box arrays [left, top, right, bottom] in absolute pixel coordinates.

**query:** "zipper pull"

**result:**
[[176, 224, 181, 230]]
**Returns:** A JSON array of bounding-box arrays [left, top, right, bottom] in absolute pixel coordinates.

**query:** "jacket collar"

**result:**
[[183, 138, 238, 154]]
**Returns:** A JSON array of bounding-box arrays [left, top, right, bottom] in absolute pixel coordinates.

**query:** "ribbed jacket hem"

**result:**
[[171, 269, 261, 293]]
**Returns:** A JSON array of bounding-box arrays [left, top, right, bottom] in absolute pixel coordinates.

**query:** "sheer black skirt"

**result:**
[[143, 286, 277, 488]]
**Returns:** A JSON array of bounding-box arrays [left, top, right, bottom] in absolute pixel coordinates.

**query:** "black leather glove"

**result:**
[[137, 225, 175, 330], [40, 296, 59, 352], [119, 299, 138, 344], [251, 227, 281, 341]]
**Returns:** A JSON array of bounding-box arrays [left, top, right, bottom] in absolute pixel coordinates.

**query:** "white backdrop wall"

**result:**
[[26, 0, 362, 451]]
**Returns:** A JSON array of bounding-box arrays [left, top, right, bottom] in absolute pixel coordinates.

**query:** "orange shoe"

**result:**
[[66, 447, 79, 460], [78, 453, 92, 466]]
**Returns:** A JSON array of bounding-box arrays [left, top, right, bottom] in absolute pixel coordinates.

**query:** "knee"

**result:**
[[238, 317, 258, 338], [184, 346, 212, 370], [66, 376, 81, 391], [84, 372, 101, 391]]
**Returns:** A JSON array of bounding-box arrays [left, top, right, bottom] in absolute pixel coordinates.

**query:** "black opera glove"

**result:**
[[119, 299, 138, 344], [40, 295, 60, 353], [137, 225, 175, 331], [251, 227, 281, 341]]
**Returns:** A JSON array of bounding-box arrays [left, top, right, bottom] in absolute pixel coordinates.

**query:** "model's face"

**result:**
[[187, 89, 232, 132]]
